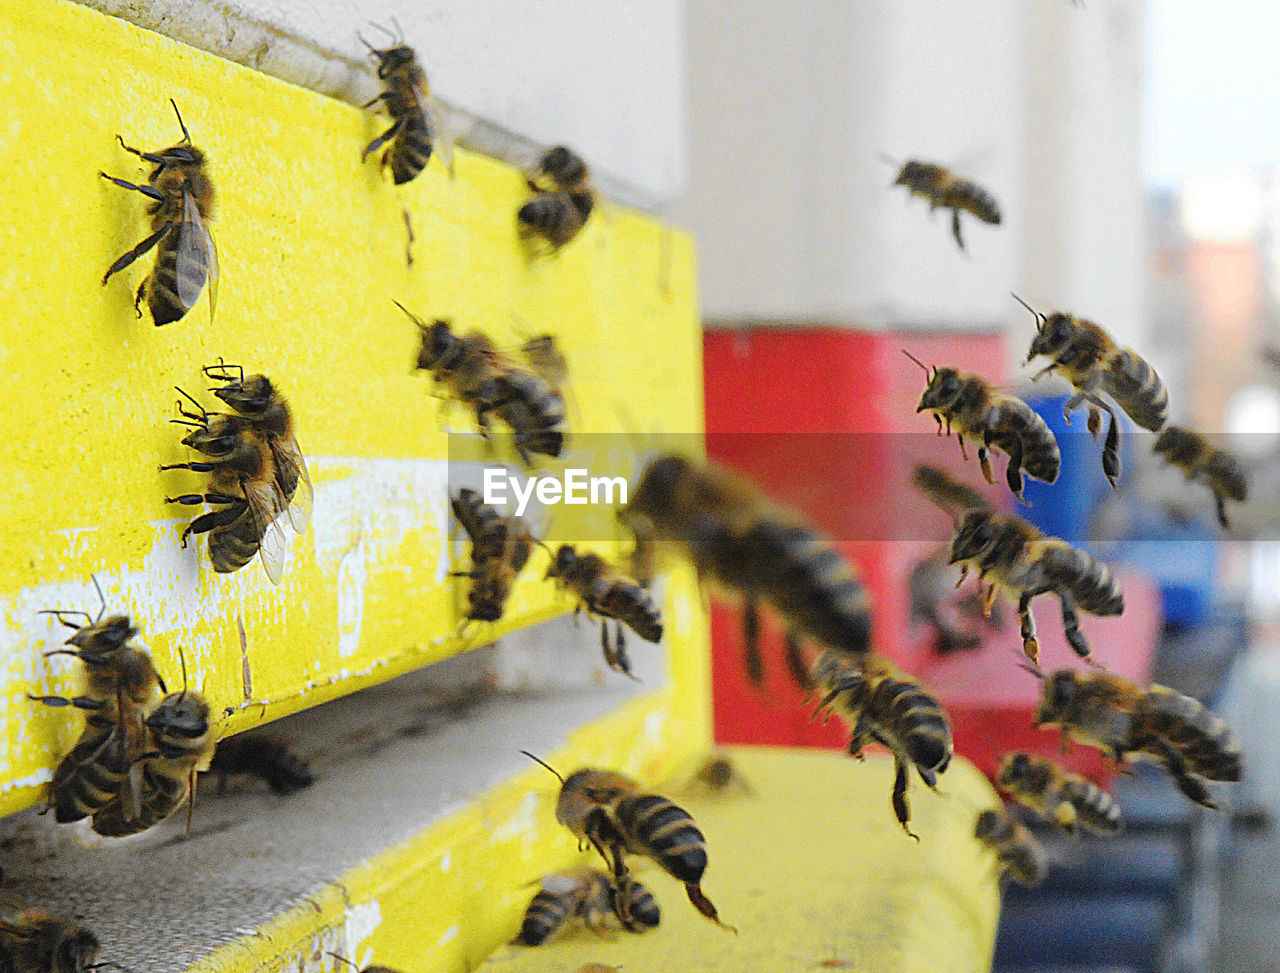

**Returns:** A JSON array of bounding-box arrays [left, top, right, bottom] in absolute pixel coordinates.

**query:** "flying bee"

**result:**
[[948, 508, 1123, 665], [912, 464, 992, 516], [93, 682, 216, 836], [544, 544, 663, 679], [905, 353, 1060, 502], [974, 809, 1048, 887], [522, 753, 733, 932], [811, 650, 953, 840], [1015, 294, 1169, 488], [518, 146, 597, 251], [1152, 426, 1247, 530], [996, 752, 1123, 836], [161, 397, 289, 584], [450, 488, 535, 624], [402, 304, 567, 465], [619, 454, 871, 691], [886, 158, 1001, 251], [360, 24, 452, 184], [1032, 668, 1243, 810], [205, 733, 314, 795], [688, 753, 755, 797], [0, 892, 101, 973], [99, 99, 217, 326], [518, 869, 659, 945]]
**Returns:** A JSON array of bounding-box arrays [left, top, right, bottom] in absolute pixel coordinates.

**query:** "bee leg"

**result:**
[[946, 416, 954, 438], [1059, 728, 1071, 756], [983, 583, 1000, 619], [113, 135, 169, 167], [157, 462, 216, 473], [1003, 436, 1029, 504], [360, 91, 388, 109], [1150, 738, 1217, 810], [1215, 494, 1231, 530], [98, 172, 166, 203], [27, 693, 105, 711], [889, 757, 920, 841], [950, 208, 965, 251], [1017, 593, 1039, 664], [743, 596, 765, 687], [101, 220, 174, 285], [164, 493, 245, 546], [1087, 406, 1103, 439], [1030, 364, 1056, 383], [934, 413, 944, 437], [361, 118, 404, 161], [955, 564, 968, 589], [957, 435, 968, 461], [783, 629, 812, 692], [1100, 407, 1122, 489], [977, 445, 995, 485], [1058, 592, 1092, 661]]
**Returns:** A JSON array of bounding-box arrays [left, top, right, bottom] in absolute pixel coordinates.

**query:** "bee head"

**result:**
[[625, 454, 689, 521], [973, 809, 1002, 841], [545, 544, 578, 580], [370, 43, 418, 77], [541, 146, 588, 186], [1034, 671, 1078, 727], [948, 509, 997, 563], [996, 752, 1032, 789], [66, 614, 135, 651], [211, 373, 274, 417], [894, 160, 926, 187], [919, 366, 964, 413], [1025, 312, 1074, 363], [414, 317, 457, 372], [146, 692, 210, 755]]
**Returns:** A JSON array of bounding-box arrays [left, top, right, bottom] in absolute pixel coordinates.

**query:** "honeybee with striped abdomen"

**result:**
[[1153, 426, 1248, 530], [974, 808, 1048, 887], [996, 751, 1123, 836], [812, 649, 953, 840], [1015, 294, 1169, 488], [518, 869, 659, 945], [906, 352, 1060, 502], [948, 508, 1123, 665], [1033, 668, 1243, 810], [100, 99, 217, 326], [450, 488, 535, 624], [544, 544, 663, 679], [888, 158, 1002, 251], [360, 25, 452, 184], [619, 454, 871, 690], [522, 753, 733, 931], [0, 892, 101, 973], [519, 146, 597, 251]]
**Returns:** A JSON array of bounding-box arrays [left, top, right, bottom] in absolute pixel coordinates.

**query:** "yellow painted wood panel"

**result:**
[[0, 0, 704, 817]]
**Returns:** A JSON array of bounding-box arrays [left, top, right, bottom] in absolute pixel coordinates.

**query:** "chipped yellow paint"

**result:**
[[0, 0, 704, 816]]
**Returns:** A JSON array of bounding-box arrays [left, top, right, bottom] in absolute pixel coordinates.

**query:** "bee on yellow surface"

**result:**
[[523, 753, 733, 931], [527, 145, 593, 195], [688, 753, 755, 797], [996, 752, 1123, 836], [1015, 294, 1169, 488], [519, 146, 597, 250], [100, 99, 217, 326], [403, 305, 567, 465], [620, 454, 871, 690], [947, 509, 1123, 665], [450, 489, 535, 625], [1153, 426, 1248, 530], [0, 892, 101, 973], [888, 159, 1002, 251], [544, 545, 663, 678], [518, 869, 659, 945], [360, 25, 452, 184], [1033, 668, 1243, 810], [905, 353, 1060, 502], [811, 650, 953, 840], [974, 808, 1048, 887]]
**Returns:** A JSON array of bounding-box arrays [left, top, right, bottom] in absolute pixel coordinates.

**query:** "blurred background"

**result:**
[[664, 1, 1280, 971]]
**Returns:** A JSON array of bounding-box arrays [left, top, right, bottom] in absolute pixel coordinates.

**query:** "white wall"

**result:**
[[81, 0, 688, 208]]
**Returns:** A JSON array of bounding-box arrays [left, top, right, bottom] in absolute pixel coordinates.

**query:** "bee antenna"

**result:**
[[1014, 657, 1044, 680], [876, 151, 902, 168], [519, 750, 565, 784], [326, 954, 360, 972], [389, 15, 405, 42], [391, 299, 424, 325], [169, 99, 192, 143], [533, 537, 555, 558], [174, 385, 209, 419], [177, 645, 189, 699], [901, 349, 932, 376], [368, 19, 397, 42], [1010, 293, 1045, 326], [90, 573, 107, 623], [356, 31, 375, 53]]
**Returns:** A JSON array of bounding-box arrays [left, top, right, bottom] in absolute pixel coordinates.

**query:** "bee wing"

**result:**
[[539, 873, 581, 894], [176, 190, 218, 323], [241, 477, 289, 586], [415, 85, 455, 177], [271, 436, 313, 535]]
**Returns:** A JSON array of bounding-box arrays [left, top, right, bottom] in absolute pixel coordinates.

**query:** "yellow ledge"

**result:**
[[0, 0, 703, 817]]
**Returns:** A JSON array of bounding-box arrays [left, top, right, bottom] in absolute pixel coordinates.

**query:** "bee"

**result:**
[[162, 400, 290, 584], [92, 685, 216, 836], [948, 508, 1123, 664], [402, 304, 567, 465], [450, 488, 535, 624], [974, 808, 1048, 887], [518, 146, 597, 251], [0, 892, 100, 973], [518, 331, 570, 392], [1015, 294, 1169, 488], [619, 454, 871, 690], [905, 353, 1060, 502], [522, 753, 732, 931], [205, 732, 314, 795], [1033, 668, 1243, 810], [518, 869, 659, 945], [689, 753, 754, 796], [912, 464, 992, 515], [812, 650, 953, 840], [1153, 426, 1247, 530], [527, 145, 593, 195], [996, 751, 1123, 836], [360, 26, 452, 184], [544, 545, 663, 679], [887, 158, 1002, 251], [99, 99, 218, 326]]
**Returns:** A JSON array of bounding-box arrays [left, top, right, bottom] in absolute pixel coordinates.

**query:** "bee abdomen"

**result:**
[[1003, 403, 1061, 482], [1106, 350, 1169, 432], [615, 879, 661, 930], [498, 373, 567, 459], [599, 582, 663, 642], [518, 192, 586, 247], [881, 681, 953, 773], [519, 889, 573, 945], [1207, 451, 1248, 502], [615, 794, 708, 885], [50, 726, 130, 823], [92, 766, 187, 837], [947, 181, 1002, 225], [388, 117, 433, 185], [1041, 546, 1124, 615], [209, 509, 263, 574], [1062, 777, 1123, 834], [1140, 688, 1243, 782], [147, 241, 198, 326]]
